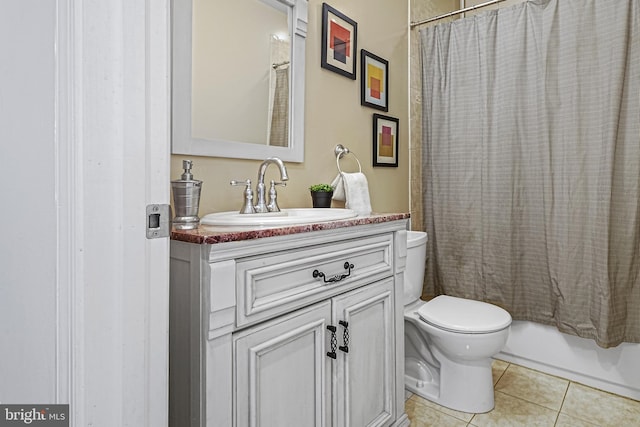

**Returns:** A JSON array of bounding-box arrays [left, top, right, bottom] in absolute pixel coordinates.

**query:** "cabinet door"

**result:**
[[333, 279, 395, 427], [235, 300, 332, 427]]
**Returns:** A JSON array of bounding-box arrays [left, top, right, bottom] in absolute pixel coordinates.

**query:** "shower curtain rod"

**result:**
[[410, 0, 507, 27], [272, 61, 290, 69]]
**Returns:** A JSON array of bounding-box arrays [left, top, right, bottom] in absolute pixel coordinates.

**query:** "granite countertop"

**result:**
[[170, 212, 410, 245]]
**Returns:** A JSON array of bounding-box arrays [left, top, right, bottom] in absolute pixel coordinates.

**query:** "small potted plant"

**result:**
[[309, 183, 334, 208]]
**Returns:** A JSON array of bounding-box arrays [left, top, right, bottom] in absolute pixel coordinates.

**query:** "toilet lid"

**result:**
[[417, 295, 512, 333]]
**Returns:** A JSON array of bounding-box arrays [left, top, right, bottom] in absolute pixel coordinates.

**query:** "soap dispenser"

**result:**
[[171, 160, 202, 229]]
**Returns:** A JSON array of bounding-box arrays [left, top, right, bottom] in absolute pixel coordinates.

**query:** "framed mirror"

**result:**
[[172, 0, 307, 162]]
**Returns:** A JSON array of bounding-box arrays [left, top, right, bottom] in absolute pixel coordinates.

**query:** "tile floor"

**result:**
[[405, 359, 640, 427]]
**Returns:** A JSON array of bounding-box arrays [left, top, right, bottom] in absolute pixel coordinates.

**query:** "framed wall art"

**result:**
[[321, 3, 357, 79], [372, 114, 398, 167], [361, 50, 388, 111]]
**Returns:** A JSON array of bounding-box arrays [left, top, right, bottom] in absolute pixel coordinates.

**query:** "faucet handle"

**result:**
[[267, 180, 286, 212], [230, 179, 256, 214]]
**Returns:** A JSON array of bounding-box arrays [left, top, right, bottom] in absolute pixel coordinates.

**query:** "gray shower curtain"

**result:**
[[420, 0, 640, 347]]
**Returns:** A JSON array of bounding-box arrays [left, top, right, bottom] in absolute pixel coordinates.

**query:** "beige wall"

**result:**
[[171, 0, 410, 215]]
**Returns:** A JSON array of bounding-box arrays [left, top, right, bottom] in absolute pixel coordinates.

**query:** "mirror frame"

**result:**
[[172, 0, 307, 162]]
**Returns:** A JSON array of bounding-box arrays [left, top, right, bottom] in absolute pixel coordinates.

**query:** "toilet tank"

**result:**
[[404, 231, 428, 305]]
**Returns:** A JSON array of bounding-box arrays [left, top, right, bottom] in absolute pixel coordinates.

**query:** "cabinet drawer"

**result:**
[[236, 233, 393, 328]]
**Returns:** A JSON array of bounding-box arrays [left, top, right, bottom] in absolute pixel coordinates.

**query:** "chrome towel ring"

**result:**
[[334, 144, 362, 173]]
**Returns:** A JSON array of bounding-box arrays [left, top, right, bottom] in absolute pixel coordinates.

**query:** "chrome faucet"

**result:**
[[254, 157, 289, 213]]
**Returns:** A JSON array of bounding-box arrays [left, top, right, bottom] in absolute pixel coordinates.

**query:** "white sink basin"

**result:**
[[201, 208, 358, 227]]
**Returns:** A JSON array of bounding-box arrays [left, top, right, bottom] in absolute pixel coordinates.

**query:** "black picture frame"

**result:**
[[372, 114, 399, 167], [320, 3, 357, 79], [360, 50, 389, 111]]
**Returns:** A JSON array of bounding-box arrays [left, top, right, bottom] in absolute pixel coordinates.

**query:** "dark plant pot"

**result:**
[[311, 191, 333, 208]]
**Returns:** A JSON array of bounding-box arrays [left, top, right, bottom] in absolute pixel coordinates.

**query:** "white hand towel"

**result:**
[[332, 172, 371, 215], [331, 174, 346, 201]]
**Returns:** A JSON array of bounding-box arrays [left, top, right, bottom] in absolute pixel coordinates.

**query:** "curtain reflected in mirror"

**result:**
[[268, 35, 290, 146], [269, 66, 289, 146]]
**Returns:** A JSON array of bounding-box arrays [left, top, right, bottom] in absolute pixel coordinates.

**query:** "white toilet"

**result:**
[[404, 231, 512, 413]]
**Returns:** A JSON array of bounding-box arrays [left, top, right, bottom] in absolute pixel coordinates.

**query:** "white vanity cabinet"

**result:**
[[235, 278, 394, 427], [169, 218, 410, 427]]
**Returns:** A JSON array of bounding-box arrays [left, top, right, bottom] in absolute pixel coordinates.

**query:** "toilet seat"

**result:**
[[418, 295, 511, 334]]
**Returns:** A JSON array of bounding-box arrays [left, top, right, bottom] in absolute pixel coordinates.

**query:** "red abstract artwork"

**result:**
[[330, 21, 351, 63]]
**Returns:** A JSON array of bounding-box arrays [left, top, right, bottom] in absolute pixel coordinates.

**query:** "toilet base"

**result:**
[[404, 357, 439, 402], [404, 374, 439, 403], [405, 356, 495, 414]]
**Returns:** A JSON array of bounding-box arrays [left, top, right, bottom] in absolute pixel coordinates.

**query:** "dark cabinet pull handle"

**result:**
[[327, 325, 337, 359], [313, 262, 355, 284], [339, 321, 349, 353]]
